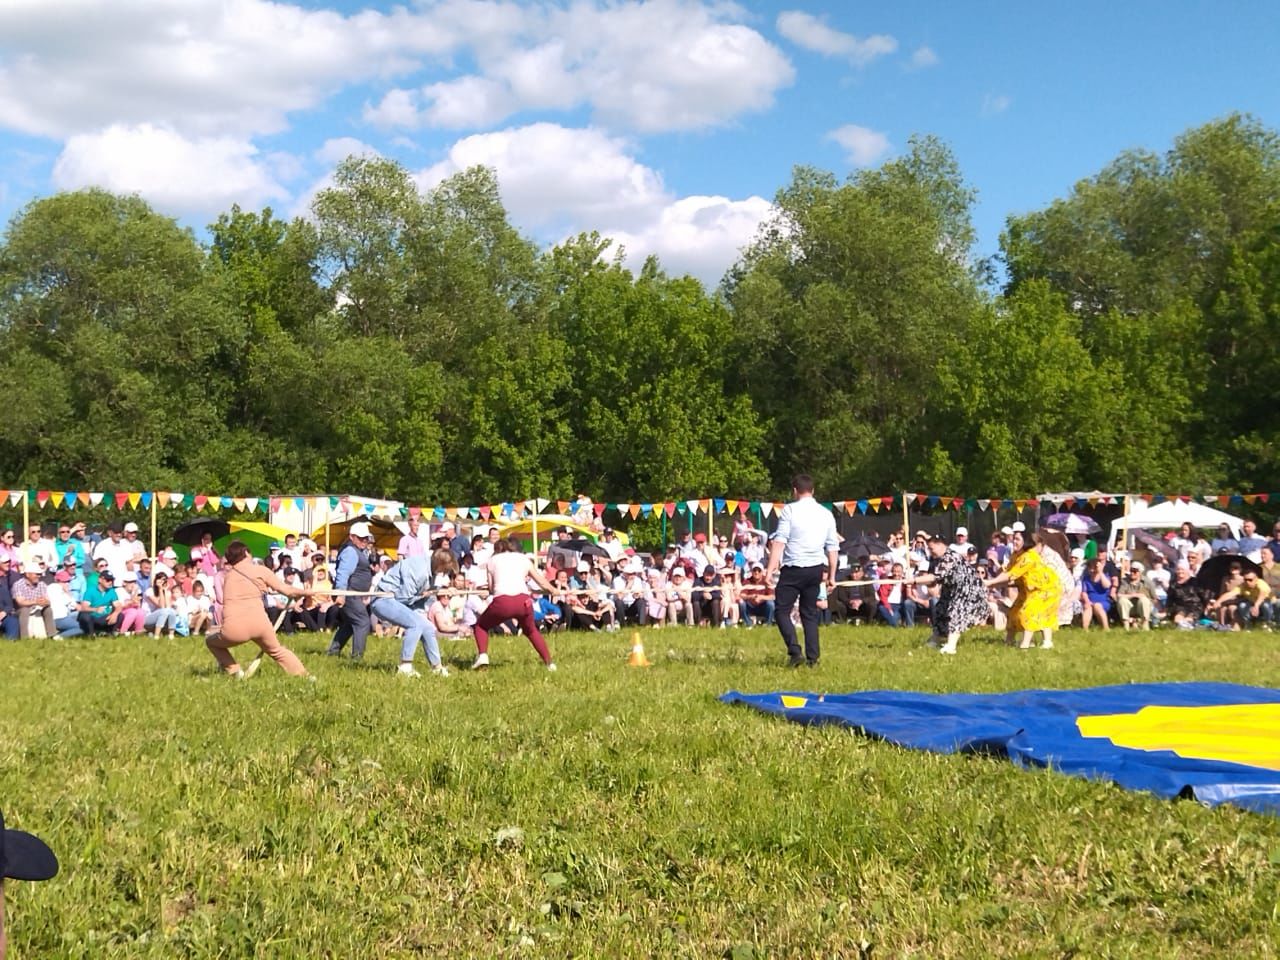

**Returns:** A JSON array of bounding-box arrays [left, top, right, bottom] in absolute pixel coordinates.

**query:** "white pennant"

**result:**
[[89, 492, 105, 506], [245, 497, 259, 513], [760, 501, 775, 518], [686, 499, 701, 515], [7, 491, 22, 506]]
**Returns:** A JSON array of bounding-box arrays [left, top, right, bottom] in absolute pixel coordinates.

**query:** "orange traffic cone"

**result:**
[[626, 631, 651, 667]]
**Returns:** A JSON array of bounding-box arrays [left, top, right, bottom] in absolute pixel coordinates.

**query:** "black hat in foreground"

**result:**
[[1, 810, 58, 881]]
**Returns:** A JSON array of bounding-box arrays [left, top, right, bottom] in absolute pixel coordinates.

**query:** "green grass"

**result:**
[[3, 625, 1279, 958]]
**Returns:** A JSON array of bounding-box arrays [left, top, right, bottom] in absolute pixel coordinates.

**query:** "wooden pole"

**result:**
[[21, 488, 29, 539], [901, 490, 910, 544], [532, 505, 539, 558], [1119, 493, 1132, 574], [149, 491, 157, 558]]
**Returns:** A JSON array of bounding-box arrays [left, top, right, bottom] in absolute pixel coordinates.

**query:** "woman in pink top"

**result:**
[[190, 532, 220, 579], [472, 538, 558, 671]]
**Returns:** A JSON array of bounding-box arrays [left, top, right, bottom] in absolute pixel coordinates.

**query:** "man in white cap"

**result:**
[[123, 522, 147, 566], [949, 526, 970, 556], [326, 521, 376, 661]]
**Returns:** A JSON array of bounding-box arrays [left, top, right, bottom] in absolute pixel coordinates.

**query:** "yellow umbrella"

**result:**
[[311, 516, 406, 558], [497, 515, 629, 544]]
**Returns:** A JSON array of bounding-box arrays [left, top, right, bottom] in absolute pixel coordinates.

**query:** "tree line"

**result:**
[[1, 114, 1277, 506]]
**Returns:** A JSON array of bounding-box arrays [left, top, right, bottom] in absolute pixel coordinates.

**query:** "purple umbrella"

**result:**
[[1042, 512, 1102, 536]]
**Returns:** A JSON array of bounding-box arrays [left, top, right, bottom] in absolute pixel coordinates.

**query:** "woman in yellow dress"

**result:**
[[984, 532, 1063, 649]]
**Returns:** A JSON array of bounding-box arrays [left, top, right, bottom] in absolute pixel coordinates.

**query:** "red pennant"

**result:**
[[591, 503, 605, 517], [664, 502, 676, 517], [113, 491, 128, 509], [408, 506, 421, 519], [479, 505, 492, 519], [951, 498, 964, 510], [194, 495, 208, 510], [883, 496, 895, 509], [269, 497, 281, 512], [1260, 493, 1270, 504], [36, 490, 50, 507]]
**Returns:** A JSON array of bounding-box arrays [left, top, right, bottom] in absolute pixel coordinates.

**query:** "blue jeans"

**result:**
[[54, 614, 84, 638], [144, 608, 179, 632], [741, 599, 775, 626], [371, 597, 440, 668], [1236, 599, 1274, 628]]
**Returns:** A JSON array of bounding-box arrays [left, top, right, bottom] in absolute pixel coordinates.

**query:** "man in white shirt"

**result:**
[[122, 522, 147, 567], [92, 523, 137, 582], [18, 524, 57, 575], [949, 526, 971, 556], [764, 474, 839, 668]]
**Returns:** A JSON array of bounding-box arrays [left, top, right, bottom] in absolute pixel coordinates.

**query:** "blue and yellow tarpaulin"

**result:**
[[720, 682, 1280, 815]]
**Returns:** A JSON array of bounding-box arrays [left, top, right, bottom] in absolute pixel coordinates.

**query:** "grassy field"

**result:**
[[2, 624, 1279, 958]]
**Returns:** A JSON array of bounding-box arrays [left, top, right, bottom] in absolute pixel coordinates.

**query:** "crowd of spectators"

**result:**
[[3, 513, 1277, 641]]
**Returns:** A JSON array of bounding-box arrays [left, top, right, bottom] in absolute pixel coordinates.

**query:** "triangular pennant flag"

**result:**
[[760, 502, 774, 518], [1259, 493, 1271, 504], [832, 500, 846, 513], [292, 497, 304, 511], [8, 491, 23, 507], [589, 503, 604, 518], [441, 506, 454, 520], [926, 495, 940, 508], [713, 498, 726, 513], [65, 491, 77, 508], [856, 500, 868, 515], [232, 497, 246, 511], [166, 492, 181, 507], [218, 496, 232, 509], [951, 498, 965, 510], [36, 490, 50, 508], [686, 499, 700, 515], [977, 499, 990, 511], [112, 491, 127, 509], [649, 504, 662, 518], [626, 503, 640, 519], [89, 492, 105, 507], [245, 497, 258, 513], [50, 492, 65, 508], [664, 502, 676, 517], [128, 492, 142, 509], [843, 502, 856, 516], [556, 500, 569, 514], [868, 497, 882, 512], [269, 497, 281, 512], [726, 499, 740, 514], [700, 499, 712, 514], [433, 506, 446, 519], [76, 492, 90, 506], [480, 505, 492, 519], [1243, 494, 1257, 504], [773, 502, 784, 514], [194, 494, 208, 510], [676, 502, 688, 516], [884, 496, 895, 509]]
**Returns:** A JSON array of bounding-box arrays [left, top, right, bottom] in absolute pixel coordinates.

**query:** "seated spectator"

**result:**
[[613, 562, 649, 627], [186, 580, 214, 635], [1260, 546, 1280, 596], [692, 565, 722, 628], [830, 564, 872, 624], [1165, 561, 1206, 629], [876, 562, 915, 627], [1212, 561, 1246, 627], [0, 528, 19, 569], [1116, 563, 1157, 630], [1080, 559, 1113, 630], [1210, 569, 1273, 631], [644, 568, 668, 626], [1145, 555, 1171, 612], [0, 556, 16, 639], [115, 572, 148, 635], [77, 570, 121, 636], [570, 567, 615, 631], [738, 564, 775, 627], [533, 594, 562, 632], [666, 567, 694, 626], [48, 571, 83, 638], [12, 565, 55, 638]]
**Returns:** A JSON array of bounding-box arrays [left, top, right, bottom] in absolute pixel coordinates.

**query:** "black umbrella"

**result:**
[[1195, 554, 1262, 591], [841, 533, 892, 558], [563, 539, 611, 559], [172, 518, 230, 547], [1132, 529, 1178, 564]]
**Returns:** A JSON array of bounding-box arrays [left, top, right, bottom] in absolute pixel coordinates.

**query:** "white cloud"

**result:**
[[315, 137, 379, 165], [982, 93, 1012, 116], [414, 122, 769, 283], [0, 0, 494, 140], [368, 0, 795, 133], [776, 10, 897, 66], [50, 123, 286, 215], [826, 124, 891, 167], [909, 45, 939, 69]]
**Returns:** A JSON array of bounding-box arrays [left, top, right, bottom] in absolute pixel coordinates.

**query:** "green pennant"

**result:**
[[676, 502, 688, 516], [964, 498, 978, 511], [183, 493, 195, 508]]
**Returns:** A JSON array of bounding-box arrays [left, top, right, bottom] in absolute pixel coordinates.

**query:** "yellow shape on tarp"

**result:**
[[1077, 703, 1280, 772], [780, 695, 808, 710]]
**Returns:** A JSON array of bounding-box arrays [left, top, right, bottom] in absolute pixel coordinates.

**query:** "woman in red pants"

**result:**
[[472, 538, 558, 671]]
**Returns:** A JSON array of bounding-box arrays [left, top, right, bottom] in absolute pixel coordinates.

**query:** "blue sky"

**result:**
[[0, 1, 1276, 284]]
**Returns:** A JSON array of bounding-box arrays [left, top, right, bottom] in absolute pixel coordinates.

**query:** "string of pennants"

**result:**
[[0, 489, 1272, 519]]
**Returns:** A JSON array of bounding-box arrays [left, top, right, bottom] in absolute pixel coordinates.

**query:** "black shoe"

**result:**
[[807, 660, 819, 668], [787, 655, 805, 668]]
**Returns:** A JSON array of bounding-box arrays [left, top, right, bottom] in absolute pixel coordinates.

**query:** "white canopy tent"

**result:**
[[1108, 499, 1243, 552]]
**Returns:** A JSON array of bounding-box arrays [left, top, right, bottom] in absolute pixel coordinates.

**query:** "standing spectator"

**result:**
[[12, 566, 55, 638], [189, 531, 220, 580], [1236, 519, 1267, 563], [122, 522, 147, 568], [18, 524, 56, 576], [92, 523, 135, 582], [0, 529, 19, 569], [397, 516, 428, 561], [52, 523, 85, 572], [1210, 523, 1239, 556]]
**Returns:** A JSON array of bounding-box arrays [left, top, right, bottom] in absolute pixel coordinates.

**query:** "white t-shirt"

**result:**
[[93, 538, 136, 581], [488, 552, 534, 597]]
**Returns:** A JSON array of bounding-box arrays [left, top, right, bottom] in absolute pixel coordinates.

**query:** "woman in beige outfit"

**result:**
[[206, 540, 310, 678]]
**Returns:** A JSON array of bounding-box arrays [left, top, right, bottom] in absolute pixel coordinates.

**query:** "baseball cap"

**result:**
[[694, 532, 707, 543], [670, 567, 686, 577], [1011, 521, 1026, 532], [955, 526, 968, 537], [1070, 547, 1085, 559], [161, 547, 178, 560], [576, 561, 590, 573], [124, 522, 139, 533], [603, 527, 614, 534], [54, 570, 71, 583], [1130, 561, 1145, 572], [349, 521, 373, 540], [1000, 526, 1013, 536], [122, 571, 137, 582], [1, 811, 58, 881]]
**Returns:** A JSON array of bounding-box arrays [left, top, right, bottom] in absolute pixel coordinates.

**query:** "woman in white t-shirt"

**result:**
[[471, 538, 558, 671]]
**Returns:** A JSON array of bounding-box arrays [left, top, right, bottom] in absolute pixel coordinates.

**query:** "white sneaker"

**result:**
[[431, 664, 450, 678], [939, 641, 958, 655], [1040, 639, 1054, 649], [547, 662, 557, 672], [471, 652, 490, 670], [397, 664, 421, 678], [243, 656, 263, 679]]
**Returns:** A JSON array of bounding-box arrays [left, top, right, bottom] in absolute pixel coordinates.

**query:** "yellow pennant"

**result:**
[[128, 492, 141, 509]]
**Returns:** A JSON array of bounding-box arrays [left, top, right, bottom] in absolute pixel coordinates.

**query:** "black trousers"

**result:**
[[328, 597, 371, 658], [774, 564, 825, 663]]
